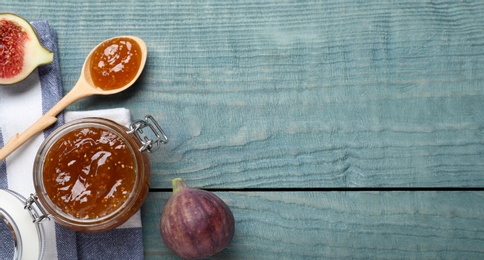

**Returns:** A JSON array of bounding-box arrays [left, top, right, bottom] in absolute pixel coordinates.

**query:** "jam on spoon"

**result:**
[[89, 37, 142, 90]]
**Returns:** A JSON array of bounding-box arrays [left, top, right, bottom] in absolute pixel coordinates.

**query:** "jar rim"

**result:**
[[33, 117, 147, 229]]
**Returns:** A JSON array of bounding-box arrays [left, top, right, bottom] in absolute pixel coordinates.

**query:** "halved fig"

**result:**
[[0, 13, 54, 85]]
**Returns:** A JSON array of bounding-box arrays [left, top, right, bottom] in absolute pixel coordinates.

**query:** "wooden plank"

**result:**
[[130, 1, 484, 188], [2, 1, 484, 187], [142, 190, 484, 259]]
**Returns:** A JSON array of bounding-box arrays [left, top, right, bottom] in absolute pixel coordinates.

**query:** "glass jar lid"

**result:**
[[0, 189, 45, 260]]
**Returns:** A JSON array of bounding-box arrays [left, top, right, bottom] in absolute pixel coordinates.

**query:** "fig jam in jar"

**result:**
[[33, 116, 167, 232]]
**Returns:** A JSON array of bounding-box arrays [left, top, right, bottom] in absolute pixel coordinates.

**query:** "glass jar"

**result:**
[[31, 115, 167, 232], [0, 189, 46, 260]]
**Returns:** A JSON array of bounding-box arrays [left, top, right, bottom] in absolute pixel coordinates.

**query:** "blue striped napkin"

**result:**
[[0, 21, 143, 260]]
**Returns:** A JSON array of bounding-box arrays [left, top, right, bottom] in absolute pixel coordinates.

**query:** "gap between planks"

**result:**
[[149, 187, 484, 192]]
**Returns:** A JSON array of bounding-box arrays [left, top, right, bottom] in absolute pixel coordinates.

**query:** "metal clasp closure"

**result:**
[[25, 194, 50, 223], [127, 115, 168, 153]]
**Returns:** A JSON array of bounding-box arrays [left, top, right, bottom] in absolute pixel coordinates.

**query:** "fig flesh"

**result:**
[[0, 13, 53, 85], [160, 178, 235, 259]]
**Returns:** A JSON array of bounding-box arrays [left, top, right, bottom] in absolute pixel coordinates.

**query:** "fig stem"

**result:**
[[172, 178, 187, 194]]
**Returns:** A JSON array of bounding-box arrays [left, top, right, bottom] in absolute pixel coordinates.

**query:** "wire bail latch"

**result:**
[[25, 194, 50, 223], [128, 115, 168, 153]]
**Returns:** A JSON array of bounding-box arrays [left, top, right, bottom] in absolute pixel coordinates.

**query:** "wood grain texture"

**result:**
[[142, 191, 484, 259], [2, 1, 484, 188], [3, 1, 484, 258]]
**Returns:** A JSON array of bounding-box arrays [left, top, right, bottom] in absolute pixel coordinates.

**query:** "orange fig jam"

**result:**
[[42, 126, 136, 219], [34, 117, 157, 232], [89, 37, 141, 90]]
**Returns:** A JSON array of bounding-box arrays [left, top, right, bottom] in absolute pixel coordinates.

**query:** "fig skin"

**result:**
[[0, 13, 53, 85], [160, 178, 235, 259]]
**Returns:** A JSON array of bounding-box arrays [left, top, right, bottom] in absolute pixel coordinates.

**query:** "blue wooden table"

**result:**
[[3, 1, 484, 258]]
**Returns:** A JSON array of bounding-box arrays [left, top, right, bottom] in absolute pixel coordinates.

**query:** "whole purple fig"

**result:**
[[160, 178, 235, 259]]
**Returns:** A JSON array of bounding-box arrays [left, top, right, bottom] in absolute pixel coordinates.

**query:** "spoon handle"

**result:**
[[0, 82, 92, 162], [0, 114, 58, 161]]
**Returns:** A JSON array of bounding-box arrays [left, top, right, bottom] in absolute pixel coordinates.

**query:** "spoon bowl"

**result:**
[[81, 35, 147, 96], [0, 36, 147, 161]]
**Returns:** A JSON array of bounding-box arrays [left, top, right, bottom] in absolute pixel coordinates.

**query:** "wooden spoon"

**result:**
[[0, 36, 147, 161]]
